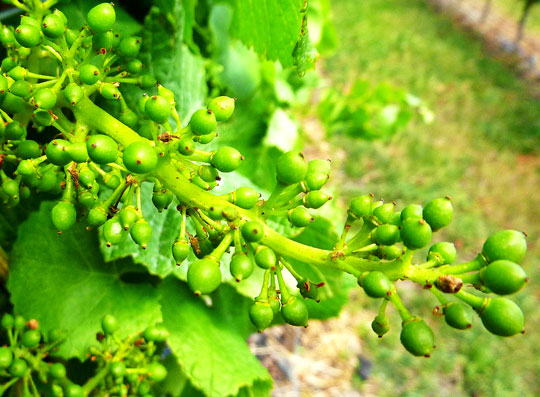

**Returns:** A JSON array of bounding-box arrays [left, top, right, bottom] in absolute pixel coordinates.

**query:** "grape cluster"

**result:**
[[0, 0, 529, 360], [343, 195, 527, 356], [0, 313, 167, 396], [0, 2, 241, 254]]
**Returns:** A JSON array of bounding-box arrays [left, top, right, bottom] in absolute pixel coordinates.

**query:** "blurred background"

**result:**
[[249, 0, 540, 395]]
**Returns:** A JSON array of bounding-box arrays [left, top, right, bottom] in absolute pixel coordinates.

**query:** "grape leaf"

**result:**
[[224, 0, 304, 67], [160, 278, 273, 397], [141, 5, 207, 122], [209, 4, 262, 100], [7, 202, 161, 359]]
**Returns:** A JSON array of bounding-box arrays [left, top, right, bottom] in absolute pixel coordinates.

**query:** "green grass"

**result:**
[[323, 0, 540, 396]]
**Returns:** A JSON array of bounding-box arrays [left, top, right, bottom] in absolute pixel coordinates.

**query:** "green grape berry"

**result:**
[[360, 271, 392, 298], [103, 217, 128, 247], [298, 279, 321, 302], [0, 26, 15, 46], [93, 30, 113, 52], [374, 224, 400, 246], [211, 147, 243, 172], [126, 59, 143, 75], [208, 96, 235, 121], [189, 109, 217, 135], [9, 80, 31, 97], [50, 362, 66, 379], [5, 122, 25, 140], [130, 219, 153, 249], [400, 204, 423, 222], [32, 110, 54, 127], [79, 64, 101, 85], [14, 315, 25, 330], [276, 151, 308, 185], [254, 246, 277, 269], [0, 347, 13, 369], [152, 188, 173, 211], [479, 298, 524, 336], [145, 95, 171, 123], [480, 260, 528, 295], [444, 302, 473, 330], [102, 314, 118, 334], [17, 140, 41, 159], [110, 361, 126, 378], [303, 190, 331, 209], [373, 202, 396, 224], [482, 230, 527, 264], [422, 197, 453, 231], [400, 318, 435, 357], [64, 83, 84, 106], [349, 194, 372, 218], [78, 167, 95, 188], [172, 239, 191, 265], [230, 253, 254, 282], [281, 296, 309, 327], [371, 315, 390, 337], [400, 218, 432, 250], [87, 3, 116, 33], [14, 24, 40, 47], [65, 384, 84, 397], [249, 300, 274, 332], [119, 110, 138, 128], [47, 328, 66, 343], [187, 258, 221, 295], [380, 245, 402, 260], [86, 134, 118, 164], [51, 201, 77, 232], [198, 165, 219, 183], [8, 358, 27, 377], [123, 140, 158, 174], [143, 324, 168, 342], [305, 159, 331, 191], [288, 206, 314, 227], [67, 142, 89, 163], [178, 136, 195, 156], [147, 362, 167, 382], [20, 329, 41, 348], [99, 83, 121, 100], [118, 36, 142, 58], [233, 187, 259, 209], [138, 74, 156, 89], [1, 314, 14, 329], [42, 14, 65, 38], [241, 220, 264, 242], [428, 242, 456, 265], [119, 205, 138, 230]]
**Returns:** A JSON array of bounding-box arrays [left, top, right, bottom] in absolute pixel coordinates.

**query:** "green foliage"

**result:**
[[318, 79, 433, 139]]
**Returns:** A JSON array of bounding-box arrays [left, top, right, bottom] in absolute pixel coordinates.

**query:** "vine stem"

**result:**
[[0, 245, 9, 282], [71, 97, 447, 281]]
